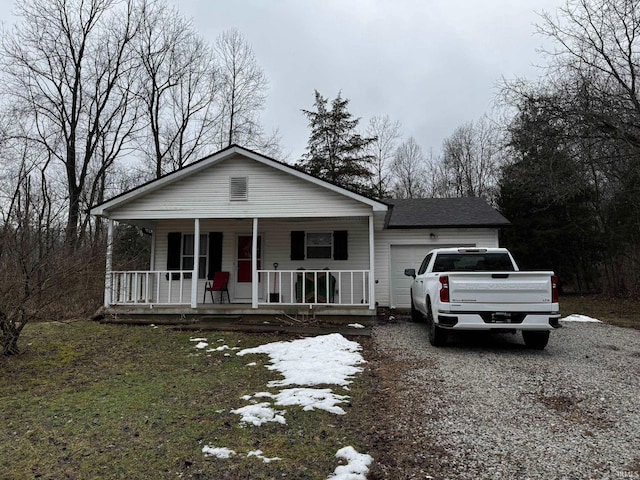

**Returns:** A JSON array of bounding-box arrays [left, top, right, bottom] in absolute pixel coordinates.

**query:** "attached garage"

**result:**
[[389, 244, 463, 308], [374, 198, 511, 309]]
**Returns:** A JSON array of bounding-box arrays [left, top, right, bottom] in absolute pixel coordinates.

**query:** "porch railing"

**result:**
[[258, 269, 370, 307], [109, 270, 192, 305], [107, 269, 371, 307]]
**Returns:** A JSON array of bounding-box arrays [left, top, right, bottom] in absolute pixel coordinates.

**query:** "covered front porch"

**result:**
[[103, 215, 378, 318]]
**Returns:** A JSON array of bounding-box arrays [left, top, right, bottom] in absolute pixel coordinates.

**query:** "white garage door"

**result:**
[[390, 244, 469, 308]]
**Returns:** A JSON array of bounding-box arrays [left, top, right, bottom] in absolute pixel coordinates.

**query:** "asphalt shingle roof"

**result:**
[[384, 197, 510, 229]]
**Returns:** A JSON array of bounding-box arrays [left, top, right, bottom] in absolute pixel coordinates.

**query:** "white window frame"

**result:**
[[306, 232, 332, 259], [182, 233, 208, 279]]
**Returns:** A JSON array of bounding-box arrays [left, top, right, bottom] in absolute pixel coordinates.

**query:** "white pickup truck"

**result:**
[[404, 247, 560, 349]]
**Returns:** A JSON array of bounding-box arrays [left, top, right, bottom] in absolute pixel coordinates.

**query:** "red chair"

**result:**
[[203, 272, 230, 303]]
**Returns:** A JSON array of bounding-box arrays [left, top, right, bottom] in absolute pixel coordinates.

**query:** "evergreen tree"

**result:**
[[497, 94, 602, 293], [297, 91, 376, 196]]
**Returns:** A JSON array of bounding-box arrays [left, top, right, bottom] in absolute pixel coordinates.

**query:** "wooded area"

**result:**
[[1, 0, 638, 355]]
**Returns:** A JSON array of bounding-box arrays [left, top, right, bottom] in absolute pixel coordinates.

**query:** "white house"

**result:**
[[90, 145, 509, 318]]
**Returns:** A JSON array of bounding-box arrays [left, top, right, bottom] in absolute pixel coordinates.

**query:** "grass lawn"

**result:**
[[0, 321, 370, 479], [560, 293, 640, 330]]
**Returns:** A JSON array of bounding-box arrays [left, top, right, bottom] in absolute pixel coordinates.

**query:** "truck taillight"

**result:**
[[439, 275, 449, 303], [551, 275, 559, 303]]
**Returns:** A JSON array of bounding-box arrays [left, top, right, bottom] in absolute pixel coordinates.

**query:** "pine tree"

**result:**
[[297, 91, 376, 196]]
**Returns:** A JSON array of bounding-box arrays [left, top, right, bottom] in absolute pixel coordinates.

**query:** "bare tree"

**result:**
[[365, 115, 401, 198], [422, 149, 450, 198], [537, 0, 640, 143], [389, 137, 428, 198], [496, 0, 640, 294], [0, 126, 68, 354], [1, 0, 141, 248], [214, 29, 271, 150], [441, 116, 503, 202], [135, 0, 220, 178]]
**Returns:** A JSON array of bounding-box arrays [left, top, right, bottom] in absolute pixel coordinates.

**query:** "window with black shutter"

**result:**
[[167, 231, 223, 280], [290, 230, 349, 261]]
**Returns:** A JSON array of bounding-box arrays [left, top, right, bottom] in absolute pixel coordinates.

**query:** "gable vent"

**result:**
[[229, 176, 248, 201]]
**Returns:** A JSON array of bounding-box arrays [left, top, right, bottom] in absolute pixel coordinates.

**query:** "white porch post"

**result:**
[[149, 229, 156, 270], [369, 213, 376, 310], [252, 217, 258, 309], [104, 218, 114, 308], [191, 218, 200, 308]]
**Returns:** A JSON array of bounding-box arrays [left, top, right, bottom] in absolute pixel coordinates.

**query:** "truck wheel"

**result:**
[[410, 295, 422, 322], [427, 300, 447, 347], [522, 330, 550, 350]]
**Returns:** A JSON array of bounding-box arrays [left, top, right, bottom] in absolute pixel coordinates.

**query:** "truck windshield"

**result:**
[[432, 253, 515, 272]]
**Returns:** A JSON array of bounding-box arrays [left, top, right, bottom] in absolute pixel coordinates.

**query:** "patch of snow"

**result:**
[[246, 362, 257, 367], [253, 392, 273, 398], [207, 345, 241, 353], [247, 450, 281, 463], [327, 446, 373, 480], [202, 446, 236, 459], [243, 389, 349, 415], [237, 333, 366, 387], [348, 323, 366, 329], [561, 314, 602, 323], [275, 388, 349, 415], [190, 337, 207, 342], [194, 342, 209, 349], [230, 402, 286, 426]]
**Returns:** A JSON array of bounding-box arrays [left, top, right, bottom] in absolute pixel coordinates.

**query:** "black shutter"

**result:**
[[167, 232, 182, 280], [291, 231, 305, 260], [167, 232, 182, 270], [208, 232, 223, 280], [333, 230, 348, 260]]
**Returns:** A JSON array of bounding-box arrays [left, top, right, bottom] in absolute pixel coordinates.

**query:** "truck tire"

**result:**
[[426, 299, 447, 347], [410, 295, 422, 322], [522, 330, 550, 350]]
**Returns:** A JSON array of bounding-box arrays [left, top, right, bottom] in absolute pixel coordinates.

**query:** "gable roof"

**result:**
[[384, 197, 510, 229], [90, 145, 388, 216]]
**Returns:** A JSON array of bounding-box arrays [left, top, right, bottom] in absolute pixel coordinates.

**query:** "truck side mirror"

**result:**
[[404, 268, 416, 278]]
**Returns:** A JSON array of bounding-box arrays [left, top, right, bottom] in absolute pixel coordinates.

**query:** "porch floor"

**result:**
[[100, 303, 376, 336]]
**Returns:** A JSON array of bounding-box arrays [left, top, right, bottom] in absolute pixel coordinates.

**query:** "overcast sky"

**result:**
[[0, 0, 565, 162]]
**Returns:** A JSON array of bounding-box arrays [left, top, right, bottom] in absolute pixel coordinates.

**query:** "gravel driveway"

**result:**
[[365, 320, 640, 480]]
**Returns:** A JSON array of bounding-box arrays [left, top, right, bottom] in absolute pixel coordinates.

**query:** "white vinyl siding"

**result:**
[[107, 155, 372, 220]]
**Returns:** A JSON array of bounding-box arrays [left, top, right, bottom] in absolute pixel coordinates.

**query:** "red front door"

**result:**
[[235, 235, 261, 299]]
